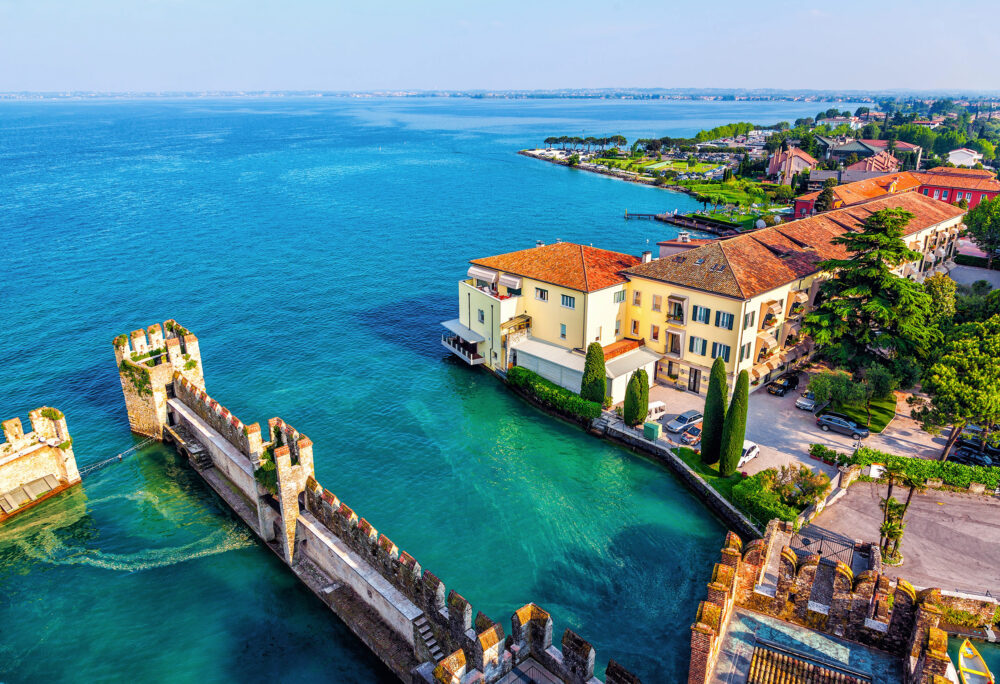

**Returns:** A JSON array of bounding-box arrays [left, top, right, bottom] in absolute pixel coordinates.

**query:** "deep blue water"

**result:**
[[2, 97, 861, 682]]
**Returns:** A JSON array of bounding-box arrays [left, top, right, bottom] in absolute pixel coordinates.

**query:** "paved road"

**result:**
[[803, 482, 1000, 595], [950, 264, 1000, 288]]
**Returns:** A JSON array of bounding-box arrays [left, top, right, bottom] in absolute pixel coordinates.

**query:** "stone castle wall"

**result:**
[[0, 407, 81, 521], [116, 321, 644, 684], [687, 521, 987, 684]]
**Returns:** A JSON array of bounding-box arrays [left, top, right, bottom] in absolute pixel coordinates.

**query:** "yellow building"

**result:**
[[441, 242, 660, 403], [620, 192, 965, 394]]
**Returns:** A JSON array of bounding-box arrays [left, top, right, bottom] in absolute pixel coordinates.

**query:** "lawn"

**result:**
[[675, 446, 743, 500], [824, 395, 897, 433], [591, 157, 717, 174]]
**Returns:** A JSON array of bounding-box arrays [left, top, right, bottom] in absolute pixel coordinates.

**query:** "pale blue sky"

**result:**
[[1, 0, 997, 92]]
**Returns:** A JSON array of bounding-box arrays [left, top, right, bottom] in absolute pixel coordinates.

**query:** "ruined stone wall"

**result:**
[[0, 408, 81, 520]]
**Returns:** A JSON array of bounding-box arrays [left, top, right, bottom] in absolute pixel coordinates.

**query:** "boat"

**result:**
[[958, 639, 994, 684]]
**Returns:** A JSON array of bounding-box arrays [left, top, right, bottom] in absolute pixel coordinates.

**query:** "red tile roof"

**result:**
[[860, 139, 921, 152], [624, 193, 964, 299], [915, 167, 1000, 192], [797, 172, 922, 207], [845, 150, 899, 173], [470, 242, 640, 293]]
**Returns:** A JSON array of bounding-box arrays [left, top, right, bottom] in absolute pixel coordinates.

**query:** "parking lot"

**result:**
[[649, 368, 948, 477]]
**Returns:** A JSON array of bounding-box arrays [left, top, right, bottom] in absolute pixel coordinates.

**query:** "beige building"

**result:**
[[441, 242, 659, 403], [621, 192, 965, 395], [1, 407, 81, 522]]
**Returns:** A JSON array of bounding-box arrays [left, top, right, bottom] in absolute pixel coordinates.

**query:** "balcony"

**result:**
[[441, 334, 485, 365]]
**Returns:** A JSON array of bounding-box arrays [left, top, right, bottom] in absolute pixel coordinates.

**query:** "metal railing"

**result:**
[[78, 437, 156, 477]]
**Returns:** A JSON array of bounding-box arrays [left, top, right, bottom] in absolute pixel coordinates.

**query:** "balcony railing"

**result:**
[[441, 335, 485, 365]]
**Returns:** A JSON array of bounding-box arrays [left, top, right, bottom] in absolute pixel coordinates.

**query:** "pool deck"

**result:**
[[710, 609, 904, 683]]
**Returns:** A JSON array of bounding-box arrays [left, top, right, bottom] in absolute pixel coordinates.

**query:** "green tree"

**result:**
[[580, 342, 607, 403], [923, 272, 957, 324], [808, 370, 862, 405], [567, 153, 580, 167], [910, 315, 1000, 459], [623, 371, 646, 426], [814, 187, 835, 213], [719, 370, 749, 476], [701, 357, 729, 464], [637, 369, 649, 419], [964, 196, 1000, 269], [802, 208, 938, 370], [857, 365, 897, 427]]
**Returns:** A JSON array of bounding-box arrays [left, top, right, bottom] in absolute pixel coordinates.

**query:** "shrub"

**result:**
[[731, 471, 800, 523], [851, 446, 1000, 489], [580, 342, 607, 403], [623, 371, 646, 426], [719, 370, 749, 476], [702, 357, 729, 464], [809, 443, 840, 462], [40, 408, 64, 421], [771, 465, 832, 508], [637, 368, 649, 416], [507, 366, 602, 422]]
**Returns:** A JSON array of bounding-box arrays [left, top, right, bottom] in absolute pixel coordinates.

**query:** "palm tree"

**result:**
[[881, 462, 905, 528], [888, 521, 906, 557], [899, 475, 926, 520]]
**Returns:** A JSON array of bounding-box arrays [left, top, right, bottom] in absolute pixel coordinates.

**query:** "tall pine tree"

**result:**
[[802, 208, 938, 370], [701, 357, 729, 464], [719, 371, 750, 476], [580, 342, 607, 403], [623, 372, 645, 426]]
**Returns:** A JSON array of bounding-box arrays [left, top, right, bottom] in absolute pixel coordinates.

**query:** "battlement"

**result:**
[[0, 407, 80, 522], [687, 521, 992, 684]]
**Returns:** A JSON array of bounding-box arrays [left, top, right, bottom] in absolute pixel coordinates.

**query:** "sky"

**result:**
[[1, 0, 998, 93]]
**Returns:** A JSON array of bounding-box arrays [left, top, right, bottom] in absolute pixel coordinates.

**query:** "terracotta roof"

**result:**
[[470, 242, 640, 293], [768, 147, 818, 174], [602, 339, 640, 360], [915, 167, 1000, 192], [845, 150, 899, 173], [747, 646, 868, 684], [656, 237, 717, 247], [624, 193, 964, 299], [797, 172, 923, 207], [860, 139, 921, 152]]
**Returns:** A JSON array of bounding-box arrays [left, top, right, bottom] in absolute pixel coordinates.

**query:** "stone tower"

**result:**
[[113, 320, 204, 438]]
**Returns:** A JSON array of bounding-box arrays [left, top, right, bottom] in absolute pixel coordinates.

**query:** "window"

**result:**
[[560, 324, 567, 339], [743, 311, 756, 330], [614, 290, 626, 303], [688, 336, 707, 355], [668, 301, 684, 322], [561, 294, 576, 309], [630, 320, 639, 335], [535, 287, 548, 301], [739, 341, 752, 362], [475, 279, 491, 289], [711, 342, 731, 363], [615, 319, 621, 335], [692, 305, 711, 324], [715, 311, 734, 330], [633, 290, 642, 306], [922, 188, 929, 195], [652, 295, 663, 312], [933, 190, 940, 199], [477, 309, 485, 324], [507, 287, 521, 296], [650, 325, 660, 342], [941, 190, 949, 200]]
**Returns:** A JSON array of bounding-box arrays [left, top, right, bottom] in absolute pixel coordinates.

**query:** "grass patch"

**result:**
[[825, 395, 896, 433], [675, 446, 743, 499]]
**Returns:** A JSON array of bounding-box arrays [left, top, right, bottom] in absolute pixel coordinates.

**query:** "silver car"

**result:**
[[665, 410, 703, 433], [795, 391, 817, 412]]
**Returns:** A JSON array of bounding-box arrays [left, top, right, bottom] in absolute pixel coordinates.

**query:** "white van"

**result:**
[[646, 401, 667, 420]]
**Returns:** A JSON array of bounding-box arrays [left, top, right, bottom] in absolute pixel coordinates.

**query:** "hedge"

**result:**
[[954, 253, 1000, 271], [731, 471, 800, 523], [507, 366, 602, 422], [851, 446, 1000, 490]]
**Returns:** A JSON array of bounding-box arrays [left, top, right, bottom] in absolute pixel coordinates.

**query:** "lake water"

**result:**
[[1, 97, 860, 682]]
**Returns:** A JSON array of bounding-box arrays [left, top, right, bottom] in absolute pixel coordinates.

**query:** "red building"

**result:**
[[915, 167, 1000, 209]]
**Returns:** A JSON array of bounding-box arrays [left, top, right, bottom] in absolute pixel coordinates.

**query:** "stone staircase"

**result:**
[[414, 615, 444, 662]]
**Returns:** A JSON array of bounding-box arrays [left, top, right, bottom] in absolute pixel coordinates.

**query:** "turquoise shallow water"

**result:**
[[1, 97, 857, 682]]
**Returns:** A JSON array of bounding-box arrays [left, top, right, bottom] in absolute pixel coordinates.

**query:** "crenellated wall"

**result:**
[[116, 321, 644, 684], [0, 407, 81, 522], [688, 521, 988, 684]]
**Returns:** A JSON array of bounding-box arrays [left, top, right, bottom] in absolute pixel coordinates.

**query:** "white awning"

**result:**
[[933, 248, 946, 259], [441, 319, 485, 343], [791, 291, 809, 304], [766, 302, 782, 317], [757, 330, 777, 349], [467, 265, 498, 283], [498, 273, 522, 290], [604, 346, 661, 379]]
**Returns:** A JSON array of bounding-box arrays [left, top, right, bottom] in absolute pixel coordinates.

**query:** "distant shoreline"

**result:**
[[518, 148, 698, 196]]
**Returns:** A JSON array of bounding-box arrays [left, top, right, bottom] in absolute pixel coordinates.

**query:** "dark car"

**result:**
[[816, 412, 870, 440], [767, 374, 800, 396], [680, 423, 703, 446], [665, 410, 703, 433], [951, 447, 994, 467], [957, 435, 1000, 458]]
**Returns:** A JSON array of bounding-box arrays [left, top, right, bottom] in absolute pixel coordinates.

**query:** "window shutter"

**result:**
[[714, 311, 720, 327], [689, 337, 695, 353]]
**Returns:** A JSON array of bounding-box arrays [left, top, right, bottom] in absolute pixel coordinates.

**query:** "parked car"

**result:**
[[737, 440, 760, 468], [680, 423, 703, 446], [795, 391, 817, 412], [767, 374, 800, 396], [816, 413, 870, 440], [665, 410, 703, 433], [957, 434, 1000, 458], [951, 447, 994, 467]]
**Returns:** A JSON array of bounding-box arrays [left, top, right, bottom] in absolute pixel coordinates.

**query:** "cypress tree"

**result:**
[[580, 342, 607, 403], [623, 371, 644, 426], [720, 371, 750, 476], [701, 357, 729, 464], [637, 368, 649, 421]]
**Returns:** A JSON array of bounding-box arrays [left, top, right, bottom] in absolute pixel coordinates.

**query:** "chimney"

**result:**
[[678, 231, 690, 243], [535, 240, 545, 248], [641, 250, 652, 263]]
